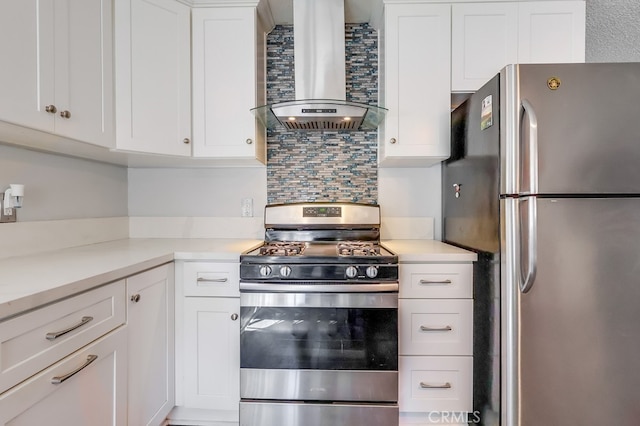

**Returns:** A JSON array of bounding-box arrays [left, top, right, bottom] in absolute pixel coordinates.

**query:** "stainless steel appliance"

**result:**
[[443, 62, 640, 425], [239, 202, 399, 426]]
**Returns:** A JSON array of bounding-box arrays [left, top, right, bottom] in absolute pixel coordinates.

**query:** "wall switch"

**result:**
[[241, 198, 253, 217]]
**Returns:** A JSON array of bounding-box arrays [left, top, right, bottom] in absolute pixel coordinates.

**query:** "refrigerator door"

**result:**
[[508, 196, 640, 425], [502, 62, 640, 196]]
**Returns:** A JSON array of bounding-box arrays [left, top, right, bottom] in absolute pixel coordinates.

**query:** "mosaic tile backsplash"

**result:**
[[266, 24, 379, 205]]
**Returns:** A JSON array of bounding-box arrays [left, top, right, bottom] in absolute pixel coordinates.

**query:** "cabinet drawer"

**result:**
[[399, 356, 472, 413], [399, 299, 472, 356], [183, 262, 239, 297], [399, 263, 472, 299], [0, 280, 126, 394], [0, 327, 127, 425]]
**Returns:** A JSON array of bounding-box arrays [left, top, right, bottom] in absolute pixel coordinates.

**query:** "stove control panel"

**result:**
[[303, 206, 342, 217], [241, 263, 398, 282]]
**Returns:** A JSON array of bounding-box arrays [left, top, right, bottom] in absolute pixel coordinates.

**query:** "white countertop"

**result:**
[[382, 239, 477, 262], [0, 238, 474, 321]]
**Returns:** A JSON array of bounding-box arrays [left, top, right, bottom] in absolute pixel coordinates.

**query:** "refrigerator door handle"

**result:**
[[519, 196, 538, 293], [518, 99, 539, 293], [520, 99, 539, 195]]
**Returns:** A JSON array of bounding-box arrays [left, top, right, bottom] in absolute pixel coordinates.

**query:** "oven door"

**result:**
[[239, 290, 398, 403]]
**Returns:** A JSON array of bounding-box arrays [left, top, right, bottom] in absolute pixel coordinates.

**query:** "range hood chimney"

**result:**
[[251, 0, 387, 131]]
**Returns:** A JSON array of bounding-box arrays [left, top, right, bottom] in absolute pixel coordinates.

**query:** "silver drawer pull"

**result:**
[[420, 381, 452, 389], [46, 316, 93, 341], [51, 354, 98, 384], [420, 325, 453, 332], [419, 279, 452, 285], [197, 277, 228, 283]]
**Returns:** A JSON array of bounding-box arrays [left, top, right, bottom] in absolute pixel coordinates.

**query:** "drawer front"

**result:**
[[399, 299, 473, 356], [399, 356, 473, 413], [399, 263, 472, 299], [0, 280, 126, 394], [183, 262, 239, 297]]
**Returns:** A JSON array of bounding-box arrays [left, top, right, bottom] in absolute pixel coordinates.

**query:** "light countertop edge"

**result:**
[[382, 239, 478, 262], [0, 238, 475, 321]]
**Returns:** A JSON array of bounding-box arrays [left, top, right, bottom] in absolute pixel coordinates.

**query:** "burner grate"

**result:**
[[259, 242, 306, 256], [337, 242, 381, 257]]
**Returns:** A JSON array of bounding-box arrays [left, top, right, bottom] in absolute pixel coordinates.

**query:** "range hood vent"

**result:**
[[251, 0, 387, 131]]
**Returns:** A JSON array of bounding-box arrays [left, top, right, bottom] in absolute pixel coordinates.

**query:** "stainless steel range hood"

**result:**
[[251, 0, 387, 131]]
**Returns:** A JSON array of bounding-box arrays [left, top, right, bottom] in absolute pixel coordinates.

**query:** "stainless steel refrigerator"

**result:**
[[443, 62, 640, 426]]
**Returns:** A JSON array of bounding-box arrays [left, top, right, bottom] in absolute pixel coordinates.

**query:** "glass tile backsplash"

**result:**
[[266, 24, 379, 205]]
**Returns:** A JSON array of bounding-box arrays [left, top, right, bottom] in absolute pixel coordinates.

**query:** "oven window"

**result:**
[[240, 307, 398, 370]]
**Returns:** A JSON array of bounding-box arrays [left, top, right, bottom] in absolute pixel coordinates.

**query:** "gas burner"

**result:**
[[259, 242, 306, 256], [337, 242, 381, 257]]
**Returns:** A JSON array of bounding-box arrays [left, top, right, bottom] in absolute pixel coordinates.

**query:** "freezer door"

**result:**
[[503, 62, 640, 195], [506, 197, 640, 425]]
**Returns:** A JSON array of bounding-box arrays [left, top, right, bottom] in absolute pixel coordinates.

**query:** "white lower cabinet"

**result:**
[[127, 263, 175, 426], [172, 261, 241, 425], [398, 262, 474, 425], [0, 327, 127, 426], [182, 297, 240, 411]]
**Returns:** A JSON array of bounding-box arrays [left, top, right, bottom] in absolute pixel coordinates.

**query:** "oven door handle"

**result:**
[[239, 282, 399, 293]]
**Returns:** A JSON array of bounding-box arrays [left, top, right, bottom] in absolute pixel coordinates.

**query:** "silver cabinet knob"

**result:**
[[130, 294, 141, 303], [245, 138, 253, 145], [45, 105, 57, 113], [389, 138, 397, 144], [60, 110, 71, 119], [183, 138, 190, 144], [231, 313, 239, 321]]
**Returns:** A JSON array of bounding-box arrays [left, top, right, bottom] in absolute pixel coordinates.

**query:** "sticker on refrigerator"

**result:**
[[481, 95, 493, 130]]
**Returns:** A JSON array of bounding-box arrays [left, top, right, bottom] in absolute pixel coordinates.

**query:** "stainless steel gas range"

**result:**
[[239, 203, 399, 426]]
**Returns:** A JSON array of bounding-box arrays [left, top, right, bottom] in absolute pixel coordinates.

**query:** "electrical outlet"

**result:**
[[0, 200, 16, 223]]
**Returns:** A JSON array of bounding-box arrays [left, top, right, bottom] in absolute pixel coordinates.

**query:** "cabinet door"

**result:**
[[127, 264, 175, 426], [191, 7, 266, 164], [182, 297, 240, 412], [54, 0, 114, 147], [451, 3, 518, 92], [379, 4, 451, 167], [518, 1, 585, 64], [0, 0, 113, 148], [0, 329, 127, 426], [114, 0, 191, 156], [0, 0, 55, 132]]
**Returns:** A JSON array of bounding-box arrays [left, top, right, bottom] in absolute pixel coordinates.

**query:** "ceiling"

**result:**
[[265, 0, 380, 24]]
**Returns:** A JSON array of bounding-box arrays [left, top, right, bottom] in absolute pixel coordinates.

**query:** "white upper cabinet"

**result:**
[[0, 0, 114, 148], [451, 2, 519, 92], [518, 1, 586, 64], [191, 6, 267, 164], [452, 1, 586, 91], [378, 3, 452, 167], [114, 0, 192, 156]]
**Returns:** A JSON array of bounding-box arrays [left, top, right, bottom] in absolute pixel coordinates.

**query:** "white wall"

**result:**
[[0, 145, 128, 221], [127, 167, 267, 218], [586, 0, 640, 62]]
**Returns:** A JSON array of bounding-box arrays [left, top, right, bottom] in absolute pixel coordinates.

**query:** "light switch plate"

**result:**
[[241, 198, 253, 217]]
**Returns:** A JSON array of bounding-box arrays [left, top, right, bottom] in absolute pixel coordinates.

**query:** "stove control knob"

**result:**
[[259, 265, 272, 277], [345, 266, 358, 279], [366, 266, 379, 279], [279, 266, 292, 278]]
